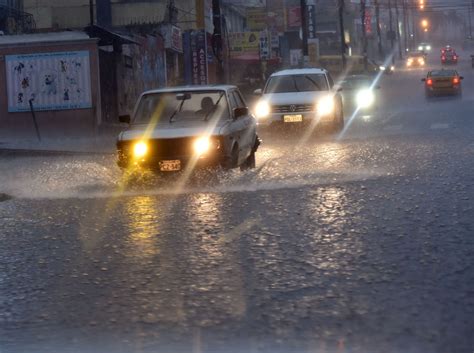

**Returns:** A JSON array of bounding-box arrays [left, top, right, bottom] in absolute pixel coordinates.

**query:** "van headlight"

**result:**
[[255, 101, 270, 119], [317, 96, 335, 116], [133, 141, 148, 158], [356, 89, 375, 109]]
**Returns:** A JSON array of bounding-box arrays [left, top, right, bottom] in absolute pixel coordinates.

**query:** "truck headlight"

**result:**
[[356, 89, 375, 109], [133, 141, 148, 158], [255, 101, 270, 119], [317, 96, 335, 116], [194, 137, 211, 155]]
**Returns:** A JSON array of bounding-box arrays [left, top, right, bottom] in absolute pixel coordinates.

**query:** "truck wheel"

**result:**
[[240, 151, 256, 171], [223, 145, 239, 170]]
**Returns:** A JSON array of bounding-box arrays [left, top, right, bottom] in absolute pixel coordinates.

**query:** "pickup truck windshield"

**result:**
[[133, 91, 230, 125]]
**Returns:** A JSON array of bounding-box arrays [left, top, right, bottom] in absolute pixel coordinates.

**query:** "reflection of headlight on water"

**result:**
[[317, 96, 335, 116], [194, 137, 211, 155], [356, 89, 375, 109], [255, 101, 270, 119], [133, 141, 148, 158]]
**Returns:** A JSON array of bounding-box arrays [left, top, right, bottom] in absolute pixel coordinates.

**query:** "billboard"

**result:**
[[6, 51, 92, 112], [228, 32, 260, 58]]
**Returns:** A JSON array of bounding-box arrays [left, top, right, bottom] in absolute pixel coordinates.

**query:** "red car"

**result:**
[[441, 46, 458, 64]]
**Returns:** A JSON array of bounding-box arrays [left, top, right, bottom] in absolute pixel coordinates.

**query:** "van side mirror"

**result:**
[[233, 107, 248, 119], [253, 89, 262, 96], [119, 114, 131, 124]]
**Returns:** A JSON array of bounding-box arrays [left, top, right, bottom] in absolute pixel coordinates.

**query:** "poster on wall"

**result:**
[[190, 30, 208, 85], [6, 51, 92, 113]]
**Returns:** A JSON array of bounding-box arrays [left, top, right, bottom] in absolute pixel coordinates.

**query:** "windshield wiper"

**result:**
[[292, 76, 301, 92], [168, 99, 186, 123], [304, 75, 322, 90], [204, 92, 225, 121]]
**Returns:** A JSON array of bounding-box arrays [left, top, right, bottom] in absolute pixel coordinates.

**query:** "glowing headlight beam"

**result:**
[[194, 137, 211, 155], [317, 96, 335, 116], [133, 141, 148, 158], [356, 89, 375, 109], [255, 101, 270, 119]]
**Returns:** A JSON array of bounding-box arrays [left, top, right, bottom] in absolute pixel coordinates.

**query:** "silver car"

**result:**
[[253, 68, 344, 132], [117, 85, 260, 172]]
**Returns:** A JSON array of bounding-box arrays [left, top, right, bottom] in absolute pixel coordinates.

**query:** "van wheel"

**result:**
[[240, 151, 256, 171]]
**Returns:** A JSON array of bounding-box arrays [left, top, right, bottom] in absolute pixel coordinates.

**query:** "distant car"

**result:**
[[407, 52, 426, 67], [117, 85, 260, 172], [441, 50, 458, 65], [378, 63, 395, 75], [338, 75, 380, 117], [422, 69, 463, 98], [418, 42, 432, 54], [253, 68, 344, 132]]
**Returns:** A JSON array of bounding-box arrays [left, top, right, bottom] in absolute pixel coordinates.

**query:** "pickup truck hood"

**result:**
[[261, 91, 330, 105], [118, 120, 228, 141]]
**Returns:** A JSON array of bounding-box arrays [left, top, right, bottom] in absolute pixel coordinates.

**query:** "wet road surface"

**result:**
[[1, 53, 474, 353]]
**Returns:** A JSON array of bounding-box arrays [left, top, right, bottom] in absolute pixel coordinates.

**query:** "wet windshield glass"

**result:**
[[133, 91, 229, 125], [265, 74, 328, 93]]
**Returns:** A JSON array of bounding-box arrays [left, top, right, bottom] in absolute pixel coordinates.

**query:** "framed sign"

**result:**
[[6, 51, 92, 112]]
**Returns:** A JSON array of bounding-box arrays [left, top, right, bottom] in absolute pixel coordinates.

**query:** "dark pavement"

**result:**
[[1, 51, 474, 353]]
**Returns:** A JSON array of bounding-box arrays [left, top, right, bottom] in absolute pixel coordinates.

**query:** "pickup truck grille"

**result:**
[[272, 104, 314, 113]]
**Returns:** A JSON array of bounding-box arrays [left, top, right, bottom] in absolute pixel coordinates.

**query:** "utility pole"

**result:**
[[395, 0, 402, 59], [403, 0, 408, 52], [212, 0, 224, 83], [300, 0, 309, 65], [469, 6, 473, 38], [388, 0, 394, 51], [89, 0, 94, 26], [338, 0, 347, 69], [374, 0, 383, 59], [361, 0, 368, 71]]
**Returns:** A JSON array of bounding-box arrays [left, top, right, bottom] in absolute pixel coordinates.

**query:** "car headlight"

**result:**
[[390, 65, 395, 71], [194, 137, 211, 155], [133, 141, 148, 158], [427, 45, 431, 50], [317, 96, 335, 116], [255, 101, 270, 119], [356, 89, 375, 109], [379, 66, 386, 71], [418, 46, 423, 50], [418, 58, 425, 65]]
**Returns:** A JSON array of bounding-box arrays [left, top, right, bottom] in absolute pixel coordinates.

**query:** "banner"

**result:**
[[190, 30, 208, 85], [307, 5, 317, 39], [6, 51, 92, 112]]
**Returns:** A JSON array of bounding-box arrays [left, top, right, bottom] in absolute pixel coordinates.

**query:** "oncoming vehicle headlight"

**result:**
[[255, 101, 270, 119], [379, 66, 386, 71], [317, 96, 335, 116], [427, 45, 431, 50], [390, 65, 395, 71], [194, 137, 211, 155], [133, 141, 148, 158], [356, 89, 375, 109], [418, 46, 423, 51], [418, 58, 425, 65]]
